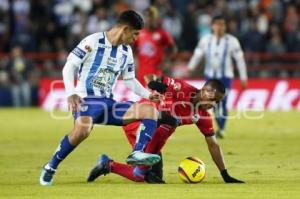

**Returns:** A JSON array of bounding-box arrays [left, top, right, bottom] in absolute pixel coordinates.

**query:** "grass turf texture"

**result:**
[[0, 108, 300, 199]]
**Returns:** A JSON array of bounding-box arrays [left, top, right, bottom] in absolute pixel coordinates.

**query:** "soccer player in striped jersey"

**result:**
[[40, 10, 162, 186], [87, 75, 244, 183], [187, 15, 248, 138]]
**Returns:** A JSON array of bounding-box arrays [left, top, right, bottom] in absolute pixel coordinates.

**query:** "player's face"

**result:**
[[212, 19, 226, 36], [144, 11, 160, 29], [122, 26, 140, 44], [199, 87, 224, 110]]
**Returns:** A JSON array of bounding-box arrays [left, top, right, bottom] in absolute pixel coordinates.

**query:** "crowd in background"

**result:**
[[0, 0, 299, 106]]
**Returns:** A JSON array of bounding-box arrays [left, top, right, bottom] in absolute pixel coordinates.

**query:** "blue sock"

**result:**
[[48, 135, 76, 169], [133, 119, 157, 152], [215, 99, 228, 131]]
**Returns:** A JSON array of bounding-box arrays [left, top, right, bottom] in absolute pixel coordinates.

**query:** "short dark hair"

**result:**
[[212, 15, 226, 24], [204, 79, 226, 95], [117, 10, 144, 30]]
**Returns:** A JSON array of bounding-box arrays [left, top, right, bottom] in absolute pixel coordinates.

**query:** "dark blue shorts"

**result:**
[[73, 97, 133, 126]]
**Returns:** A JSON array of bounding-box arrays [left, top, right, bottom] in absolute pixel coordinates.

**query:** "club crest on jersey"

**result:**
[[174, 82, 181, 91], [85, 45, 92, 52]]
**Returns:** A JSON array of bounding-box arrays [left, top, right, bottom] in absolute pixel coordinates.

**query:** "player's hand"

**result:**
[[241, 80, 247, 90], [221, 169, 245, 183], [148, 80, 168, 93], [149, 91, 163, 103], [67, 94, 83, 112]]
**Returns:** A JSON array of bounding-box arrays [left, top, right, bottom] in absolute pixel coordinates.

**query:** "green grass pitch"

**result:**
[[0, 108, 300, 199]]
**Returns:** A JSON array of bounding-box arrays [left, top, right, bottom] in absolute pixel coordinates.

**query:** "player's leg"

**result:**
[[124, 112, 177, 181], [87, 123, 176, 183], [122, 121, 141, 147], [215, 78, 232, 138], [40, 116, 93, 185], [145, 125, 175, 178], [87, 154, 144, 182], [128, 122, 176, 183], [110, 100, 161, 166], [40, 98, 104, 186]]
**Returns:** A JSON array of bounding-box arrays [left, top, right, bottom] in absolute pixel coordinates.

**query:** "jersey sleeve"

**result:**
[[187, 36, 207, 70], [196, 110, 215, 137], [121, 47, 136, 80], [230, 36, 247, 81], [161, 30, 174, 47], [67, 34, 96, 66]]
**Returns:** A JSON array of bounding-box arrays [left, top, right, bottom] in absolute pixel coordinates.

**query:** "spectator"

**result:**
[[68, 7, 87, 47], [267, 24, 285, 55], [162, 6, 182, 44], [87, 7, 111, 34], [5, 46, 33, 106], [0, 62, 9, 87], [180, 2, 198, 51], [0, 9, 9, 51], [283, 4, 299, 52], [11, 0, 35, 51], [197, 5, 213, 38], [242, 20, 266, 52]]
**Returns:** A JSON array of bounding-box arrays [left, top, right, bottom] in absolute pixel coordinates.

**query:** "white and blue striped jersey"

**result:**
[[66, 32, 135, 98], [188, 33, 247, 80]]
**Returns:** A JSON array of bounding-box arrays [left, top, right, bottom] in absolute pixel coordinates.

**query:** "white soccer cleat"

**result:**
[[126, 151, 161, 166], [39, 164, 56, 186]]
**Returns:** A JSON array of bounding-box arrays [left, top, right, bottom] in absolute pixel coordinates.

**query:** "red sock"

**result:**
[[110, 161, 144, 182], [145, 124, 175, 154]]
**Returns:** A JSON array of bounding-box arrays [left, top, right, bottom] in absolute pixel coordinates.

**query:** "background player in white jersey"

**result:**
[[40, 10, 162, 186], [187, 15, 248, 138]]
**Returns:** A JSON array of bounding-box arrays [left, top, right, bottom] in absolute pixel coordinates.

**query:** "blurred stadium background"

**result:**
[[1, 1, 300, 198], [0, 0, 299, 110]]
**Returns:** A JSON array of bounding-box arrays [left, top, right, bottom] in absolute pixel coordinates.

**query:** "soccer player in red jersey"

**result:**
[[135, 6, 177, 86], [87, 75, 244, 184]]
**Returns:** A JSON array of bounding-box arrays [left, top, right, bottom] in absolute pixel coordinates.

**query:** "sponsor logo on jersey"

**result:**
[[107, 57, 117, 67], [80, 105, 88, 112], [191, 114, 200, 123], [153, 32, 161, 41]]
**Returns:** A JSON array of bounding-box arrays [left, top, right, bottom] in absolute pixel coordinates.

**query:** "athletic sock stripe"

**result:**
[[178, 167, 192, 183]]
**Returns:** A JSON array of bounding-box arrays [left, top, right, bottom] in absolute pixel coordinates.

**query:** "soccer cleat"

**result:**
[[144, 171, 165, 184], [126, 151, 161, 166], [216, 130, 225, 139], [39, 164, 56, 186], [87, 154, 112, 182]]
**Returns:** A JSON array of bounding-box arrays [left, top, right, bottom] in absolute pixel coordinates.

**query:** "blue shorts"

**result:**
[[73, 97, 133, 126]]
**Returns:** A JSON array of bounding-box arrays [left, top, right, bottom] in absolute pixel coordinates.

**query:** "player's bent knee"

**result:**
[[158, 112, 179, 128], [70, 117, 93, 144], [76, 125, 91, 138], [138, 104, 158, 120]]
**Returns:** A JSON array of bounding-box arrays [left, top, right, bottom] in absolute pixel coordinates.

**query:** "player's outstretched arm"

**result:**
[[205, 136, 245, 183], [123, 78, 161, 102], [62, 60, 83, 112]]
